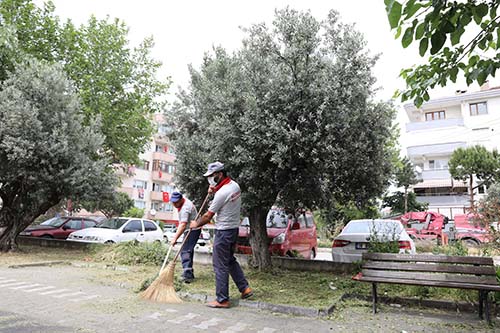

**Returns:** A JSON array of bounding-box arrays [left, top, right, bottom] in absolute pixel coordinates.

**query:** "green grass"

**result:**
[[1, 243, 489, 309]]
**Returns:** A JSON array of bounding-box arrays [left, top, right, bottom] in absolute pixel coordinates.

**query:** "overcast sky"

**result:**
[[33, 0, 499, 141]]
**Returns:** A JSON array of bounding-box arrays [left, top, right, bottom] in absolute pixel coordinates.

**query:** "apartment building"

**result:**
[[403, 84, 500, 218], [117, 114, 179, 224]]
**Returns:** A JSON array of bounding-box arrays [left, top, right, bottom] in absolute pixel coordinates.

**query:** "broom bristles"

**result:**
[[140, 261, 182, 303]]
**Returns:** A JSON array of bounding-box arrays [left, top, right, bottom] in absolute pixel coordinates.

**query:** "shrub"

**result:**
[[96, 240, 167, 265]]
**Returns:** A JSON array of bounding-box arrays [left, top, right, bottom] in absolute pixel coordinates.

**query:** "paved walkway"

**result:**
[[0, 264, 497, 332]]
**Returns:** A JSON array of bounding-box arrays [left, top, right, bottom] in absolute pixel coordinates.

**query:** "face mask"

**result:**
[[207, 176, 217, 187]]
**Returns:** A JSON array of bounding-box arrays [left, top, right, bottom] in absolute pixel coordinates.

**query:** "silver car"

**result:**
[[331, 219, 416, 263]]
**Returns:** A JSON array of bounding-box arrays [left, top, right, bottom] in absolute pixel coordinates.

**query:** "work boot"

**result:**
[[181, 277, 194, 284], [241, 287, 253, 299], [206, 300, 230, 308]]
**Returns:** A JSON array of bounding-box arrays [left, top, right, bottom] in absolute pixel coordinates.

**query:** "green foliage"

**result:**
[[97, 240, 167, 266], [367, 224, 401, 254], [431, 241, 468, 256], [0, 0, 170, 164], [448, 145, 500, 205], [82, 192, 134, 218], [123, 207, 145, 219], [394, 156, 418, 189], [0, 58, 116, 250], [382, 191, 428, 215], [168, 8, 397, 268], [386, 0, 500, 106]]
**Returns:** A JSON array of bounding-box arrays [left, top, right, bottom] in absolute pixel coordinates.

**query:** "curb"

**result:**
[[8, 261, 69, 268], [178, 291, 337, 318]]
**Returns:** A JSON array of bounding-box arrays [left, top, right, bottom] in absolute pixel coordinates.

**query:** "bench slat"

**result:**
[[363, 261, 497, 275], [362, 253, 494, 265], [358, 275, 500, 291], [362, 269, 498, 286]]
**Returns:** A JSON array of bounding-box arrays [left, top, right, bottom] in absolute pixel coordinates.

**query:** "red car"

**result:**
[[236, 208, 318, 259], [20, 216, 100, 239]]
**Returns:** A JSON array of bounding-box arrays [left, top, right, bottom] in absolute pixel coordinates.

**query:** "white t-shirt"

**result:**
[[208, 180, 241, 230], [178, 198, 199, 229]]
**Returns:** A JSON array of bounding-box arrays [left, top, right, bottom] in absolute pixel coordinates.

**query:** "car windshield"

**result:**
[[98, 218, 128, 229], [266, 210, 288, 229], [343, 220, 403, 235], [41, 217, 67, 228]]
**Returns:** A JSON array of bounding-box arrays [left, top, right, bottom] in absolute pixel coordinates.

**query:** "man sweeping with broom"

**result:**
[[190, 161, 253, 308]]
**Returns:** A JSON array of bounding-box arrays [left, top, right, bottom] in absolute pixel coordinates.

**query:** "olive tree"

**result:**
[[0, 58, 116, 251], [168, 8, 396, 269]]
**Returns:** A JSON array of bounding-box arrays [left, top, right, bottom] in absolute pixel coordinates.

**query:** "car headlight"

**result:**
[[272, 233, 286, 245], [21, 232, 32, 236], [67, 234, 75, 239], [83, 235, 103, 241]]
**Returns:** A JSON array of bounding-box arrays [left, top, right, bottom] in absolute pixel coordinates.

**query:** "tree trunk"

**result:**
[[404, 186, 408, 213], [0, 208, 26, 252], [469, 174, 475, 210], [0, 193, 61, 252], [249, 206, 272, 270]]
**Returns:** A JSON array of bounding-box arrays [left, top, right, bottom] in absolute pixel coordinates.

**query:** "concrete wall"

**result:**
[[17, 237, 356, 273]]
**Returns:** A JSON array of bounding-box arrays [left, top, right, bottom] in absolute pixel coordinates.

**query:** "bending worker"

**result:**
[[190, 161, 253, 308], [170, 191, 200, 283]]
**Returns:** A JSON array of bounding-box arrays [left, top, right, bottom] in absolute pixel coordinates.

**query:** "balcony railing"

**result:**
[[418, 169, 451, 180], [406, 118, 464, 132]]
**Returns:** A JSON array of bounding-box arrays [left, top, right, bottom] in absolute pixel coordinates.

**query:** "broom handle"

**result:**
[[171, 192, 211, 263], [159, 243, 173, 273]]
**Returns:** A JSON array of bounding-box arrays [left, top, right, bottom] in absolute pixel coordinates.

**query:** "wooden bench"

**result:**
[[353, 253, 500, 323]]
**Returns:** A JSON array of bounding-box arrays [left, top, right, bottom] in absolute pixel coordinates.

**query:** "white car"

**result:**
[[332, 219, 416, 263], [67, 217, 163, 244], [163, 225, 211, 246]]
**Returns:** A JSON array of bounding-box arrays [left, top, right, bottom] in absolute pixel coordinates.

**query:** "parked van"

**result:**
[[236, 208, 318, 259]]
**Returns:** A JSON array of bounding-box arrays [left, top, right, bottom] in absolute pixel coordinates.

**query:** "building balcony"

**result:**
[[150, 191, 164, 201], [406, 118, 464, 132], [153, 151, 175, 163], [407, 141, 466, 158], [151, 170, 174, 182], [147, 210, 176, 222], [418, 169, 451, 180], [154, 133, 169, 145]]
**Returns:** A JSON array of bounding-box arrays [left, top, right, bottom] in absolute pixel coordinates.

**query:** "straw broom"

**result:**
[[141, 193, 210, 303]]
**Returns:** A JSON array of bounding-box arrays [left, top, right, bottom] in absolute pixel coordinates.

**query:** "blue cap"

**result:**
[[170, 191, 183, 203], [203, 161, 224, 177]]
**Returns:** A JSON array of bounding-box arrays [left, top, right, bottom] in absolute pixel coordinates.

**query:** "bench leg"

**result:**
[[478, 290, 484, 320], [372, 283, 377, 314], [485, 292, 491, 325]]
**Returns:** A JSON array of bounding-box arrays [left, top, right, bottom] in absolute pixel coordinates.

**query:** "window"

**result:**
[[168, 146, 176, 156], [134, 200, 146, 209], [123, 220, 143, 232], [428, 159, 448, 170], [133, 180, 148, 190], [83, 220, 96, 228], [155, 145, 163, 152], [137, 160, 150, 170], [65, 219, 82, 229], [158, 124, 172, 135], [470, 102, 487, 116], [425, 110, 445, 121], [152, 160, 176, 174], [152, 182, 161, 192], [296, 214, 307, 228], [144, 221, 157, 231], [151, 201, 173, 212], [305, 215, 315, 228]]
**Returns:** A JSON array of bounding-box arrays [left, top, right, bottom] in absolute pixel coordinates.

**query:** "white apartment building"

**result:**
[[403, 84, 500, 218], [116, 114, 179, 224]]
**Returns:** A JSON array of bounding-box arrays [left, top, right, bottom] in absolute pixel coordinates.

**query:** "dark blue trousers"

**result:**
[[180, 228, 201, 280], [212, 228, 249, 302]]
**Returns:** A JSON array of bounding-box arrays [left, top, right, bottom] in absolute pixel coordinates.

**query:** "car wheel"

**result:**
[[104, 240, 115, 244], [462, 238, 479, 248], [310, 248, 316, 260], [41, 235, 53, 239]]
